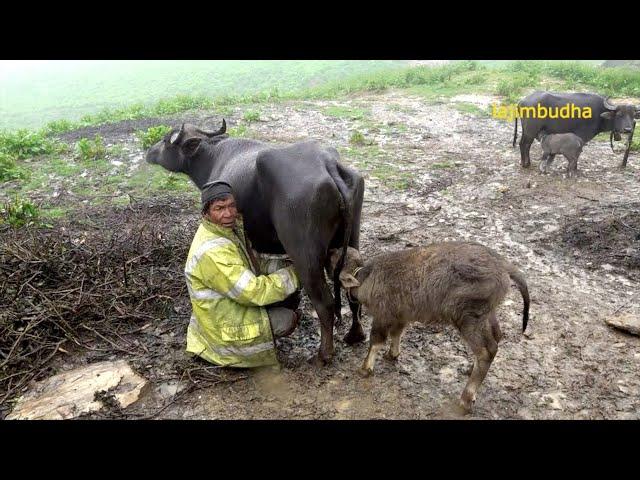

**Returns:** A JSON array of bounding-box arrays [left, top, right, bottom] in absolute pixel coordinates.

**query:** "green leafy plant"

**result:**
[[76, 135, 107, 162], [243, 110, 260, 122], [136, 125, 172, 149], [349, 131, 368, 146], [1, 196, 39, 227], [0, 129, 58, 159], [0, 153, 28, 182]]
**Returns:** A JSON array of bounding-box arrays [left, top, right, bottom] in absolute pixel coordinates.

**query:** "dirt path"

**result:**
[[31, 89, 640, 419]]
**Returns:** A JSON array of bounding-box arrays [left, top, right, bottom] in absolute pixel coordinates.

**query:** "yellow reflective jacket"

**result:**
[[184, 216, 300, 368]]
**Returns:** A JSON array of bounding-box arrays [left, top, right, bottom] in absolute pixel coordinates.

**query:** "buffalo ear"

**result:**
[[600, 111, 615, 119], [634, 111, 640, 120], [181, 137, 202, 157], [339, 271, 360, 289]]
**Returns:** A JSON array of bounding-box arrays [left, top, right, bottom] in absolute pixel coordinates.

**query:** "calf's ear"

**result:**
[[339, 271, 361, 289], [600, 111, 615, 119], [181, 138, 202, 157]]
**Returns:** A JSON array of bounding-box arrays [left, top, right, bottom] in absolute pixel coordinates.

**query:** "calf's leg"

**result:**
[[358, 317, 389, 377], [458, 312, 500, 413], [566, 154, 579, 178], [384, 323, 407, 362]]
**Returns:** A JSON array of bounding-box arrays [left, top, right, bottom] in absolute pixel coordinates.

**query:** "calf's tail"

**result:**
[[507, 266, 530, 332]]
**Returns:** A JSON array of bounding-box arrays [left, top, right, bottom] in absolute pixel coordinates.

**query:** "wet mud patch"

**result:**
[[553, 202, 640, 278]]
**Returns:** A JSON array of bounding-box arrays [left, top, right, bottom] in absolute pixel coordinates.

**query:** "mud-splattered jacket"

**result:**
[[184, 216, 299, 368]]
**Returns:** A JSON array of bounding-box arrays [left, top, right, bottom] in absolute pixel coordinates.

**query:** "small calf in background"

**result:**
[[329, 242, 530, 414], [537, 130, 584, 177]]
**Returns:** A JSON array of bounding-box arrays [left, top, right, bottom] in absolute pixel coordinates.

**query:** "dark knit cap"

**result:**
[[201, 181, 234, 211]]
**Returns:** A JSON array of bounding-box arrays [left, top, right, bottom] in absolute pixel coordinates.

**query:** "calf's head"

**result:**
[[145, 120, 227, 173], [328, 246, 364, 289]]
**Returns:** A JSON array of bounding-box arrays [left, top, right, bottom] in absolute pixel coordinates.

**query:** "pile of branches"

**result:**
[[0, 198, 200, 411]]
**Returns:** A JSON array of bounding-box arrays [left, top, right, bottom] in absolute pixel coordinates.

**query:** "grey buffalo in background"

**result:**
[[146, 120, 366, 365], [513, 92, 639, 168]]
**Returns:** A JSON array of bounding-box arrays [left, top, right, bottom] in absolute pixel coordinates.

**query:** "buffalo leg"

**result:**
[[276, 230, 337, 366], [304, 270, 337, 365], [519, 135, 534, 168], [621, 124, 635, 168], [344, 174, 366, 345]]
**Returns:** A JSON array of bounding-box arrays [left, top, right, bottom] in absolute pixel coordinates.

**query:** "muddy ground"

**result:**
[[11, 90, 640, 420]]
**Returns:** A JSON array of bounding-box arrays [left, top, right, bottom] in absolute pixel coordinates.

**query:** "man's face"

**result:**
[[206, 195, 238, 229]]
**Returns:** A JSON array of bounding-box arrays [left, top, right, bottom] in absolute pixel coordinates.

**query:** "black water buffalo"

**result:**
[[513, 92, 639, 168], [145, 120, 366, 365]]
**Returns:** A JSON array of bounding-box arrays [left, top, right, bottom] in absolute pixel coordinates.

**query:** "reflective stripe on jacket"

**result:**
[[184, 216, 299, 368]]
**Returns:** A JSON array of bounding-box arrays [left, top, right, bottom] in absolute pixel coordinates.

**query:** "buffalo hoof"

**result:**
[[344, 326, 367, 345], [309, 353, 332, 368], [383, 351, 399, 362], [357, 367, 373, 378]]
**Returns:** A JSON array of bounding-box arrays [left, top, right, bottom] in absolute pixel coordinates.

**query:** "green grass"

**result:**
[[503, 61, 640, 97], [338, 145, 414, 191], [431, 161, 455, 169], [349, 130, 367, 145], [322, 105, 368, 120], [495, 72, 541, 103], [451, 102, 490, 117], [228, 124, 249, 137]]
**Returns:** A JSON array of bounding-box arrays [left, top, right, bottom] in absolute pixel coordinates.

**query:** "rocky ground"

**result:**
[[9, 88, 640, 420]]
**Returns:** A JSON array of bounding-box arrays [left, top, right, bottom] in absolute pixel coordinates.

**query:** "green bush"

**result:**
[[0, 129, 58, 159], [504, 61, 640, 97], [76, 135, 107, 162], [1, 196, 39, 227], [243, 110, 260, 122], [136, 125, 172, 149], [228, 125, 248, 137], [159, 173, 182, 191], [496, 72, 540, 102], [0, 153, 28, 182], [44, 119, 78, 135]]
